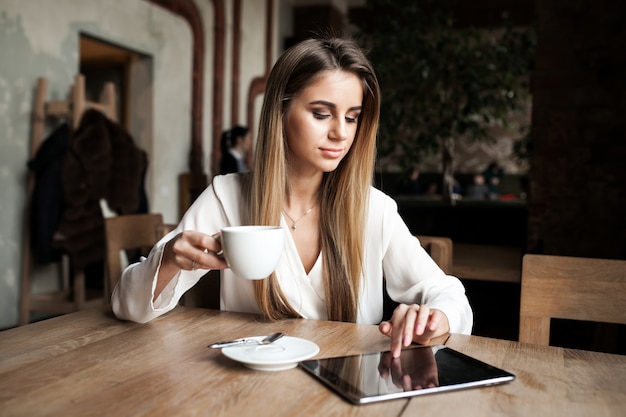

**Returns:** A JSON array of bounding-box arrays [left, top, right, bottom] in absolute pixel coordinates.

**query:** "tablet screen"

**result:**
[[299, 345, 514, 404]]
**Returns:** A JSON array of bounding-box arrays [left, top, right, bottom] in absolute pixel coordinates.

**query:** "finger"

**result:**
[[194, 250, 229, 270], [170, 240, 199, 271], [204, 233, 223, 254], [414, 310, 450, 344], [378, 321, 392, 337], [402, 306, 418, 347], [389, 305, 408, 358], [172, 252, 192, 271], [390, 331, 403, 358], [171, 231, 227, 271], [380, 320, 404, 360], [183, 231, 220, 253], [414, 304, 431, 337], [427, 310, 441, 332], [419, 309, 451, 344]]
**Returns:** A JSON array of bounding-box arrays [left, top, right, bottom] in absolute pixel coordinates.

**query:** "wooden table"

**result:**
[[1, 307, 624, 416]]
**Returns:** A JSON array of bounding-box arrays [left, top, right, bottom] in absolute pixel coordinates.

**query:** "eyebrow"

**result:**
[[309, 100, 362, 111]]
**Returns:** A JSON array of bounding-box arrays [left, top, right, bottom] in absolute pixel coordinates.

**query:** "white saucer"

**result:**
[[221, 336, 319, 371]]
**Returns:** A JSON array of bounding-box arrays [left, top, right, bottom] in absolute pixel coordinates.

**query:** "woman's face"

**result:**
[[283, 70, 363, 176]]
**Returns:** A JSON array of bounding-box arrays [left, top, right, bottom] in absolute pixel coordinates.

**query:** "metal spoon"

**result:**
[[209, 332, 284, 349]]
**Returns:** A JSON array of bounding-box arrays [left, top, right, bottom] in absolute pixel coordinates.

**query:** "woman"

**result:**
[[112, 36, 473, 358]]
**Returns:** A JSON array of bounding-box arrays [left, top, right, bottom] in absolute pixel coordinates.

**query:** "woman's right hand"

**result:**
[[163, 230, 228, 272], [378, 304, 450, 358], [154, 231, 228, 301]]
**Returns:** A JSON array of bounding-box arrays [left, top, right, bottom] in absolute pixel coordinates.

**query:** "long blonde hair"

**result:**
[[248, 37, 381, 322]]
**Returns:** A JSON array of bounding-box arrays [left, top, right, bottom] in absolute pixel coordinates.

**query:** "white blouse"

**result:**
[[112, 174, 473, 334]]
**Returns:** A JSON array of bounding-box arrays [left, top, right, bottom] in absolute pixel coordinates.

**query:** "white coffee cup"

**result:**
[[220, 226, 285, 280]]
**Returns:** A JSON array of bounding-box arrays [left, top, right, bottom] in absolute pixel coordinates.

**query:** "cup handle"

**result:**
[[211, 232, 225, 258]]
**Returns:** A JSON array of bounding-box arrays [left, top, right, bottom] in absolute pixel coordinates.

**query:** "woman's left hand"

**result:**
[[378, 304, 450, 358]]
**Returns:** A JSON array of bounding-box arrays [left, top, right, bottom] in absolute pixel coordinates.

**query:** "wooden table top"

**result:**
[[1, 307, 624, 417]]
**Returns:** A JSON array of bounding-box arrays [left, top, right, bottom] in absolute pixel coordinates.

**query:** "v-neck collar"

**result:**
[[281, 215, 322, 279]]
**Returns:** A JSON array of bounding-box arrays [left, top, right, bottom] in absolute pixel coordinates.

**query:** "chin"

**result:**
[[320, 162, 342, 173], [321, 157, 347, 172]]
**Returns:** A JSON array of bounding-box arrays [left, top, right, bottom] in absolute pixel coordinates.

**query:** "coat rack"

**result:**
[[19, 74, 117, 325]]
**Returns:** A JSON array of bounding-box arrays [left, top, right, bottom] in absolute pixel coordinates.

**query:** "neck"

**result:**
[[285, 176, 322, 214]]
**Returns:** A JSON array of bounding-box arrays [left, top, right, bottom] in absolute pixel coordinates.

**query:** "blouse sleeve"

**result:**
[[380, 197, 473, 335], [111, 174, 242, 323]]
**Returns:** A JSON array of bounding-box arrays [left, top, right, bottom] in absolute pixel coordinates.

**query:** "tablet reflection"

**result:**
[[378, 347, 440, 391]]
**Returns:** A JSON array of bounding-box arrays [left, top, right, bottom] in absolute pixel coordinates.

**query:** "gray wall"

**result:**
[[0, 0, 193, 329]]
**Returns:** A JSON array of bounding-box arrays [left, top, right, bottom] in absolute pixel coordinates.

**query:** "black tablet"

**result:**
[[299, 345, 515, 404]]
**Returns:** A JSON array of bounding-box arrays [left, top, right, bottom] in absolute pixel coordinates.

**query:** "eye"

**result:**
[[313, 111, 330, 120], [346, 113, 360, 123]]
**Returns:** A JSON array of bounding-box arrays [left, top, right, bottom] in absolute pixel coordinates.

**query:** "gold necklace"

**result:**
[[282, 205, 315, 231]]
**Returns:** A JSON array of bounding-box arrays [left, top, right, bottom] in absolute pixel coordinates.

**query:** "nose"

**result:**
[[329, 118, 348, 141]]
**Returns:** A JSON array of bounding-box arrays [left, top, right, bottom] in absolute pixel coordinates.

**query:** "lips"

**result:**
[[320, 148, 344, 158]]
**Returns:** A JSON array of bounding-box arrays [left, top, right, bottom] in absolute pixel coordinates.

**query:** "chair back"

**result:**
[[416, 235, 453, 274], [178, 173, 208, 219], [519, 254, 626, 345], [104, 213, 170, 300]]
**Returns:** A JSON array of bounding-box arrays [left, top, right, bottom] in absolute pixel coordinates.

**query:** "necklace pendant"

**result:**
[[283, 204, 316, 233]]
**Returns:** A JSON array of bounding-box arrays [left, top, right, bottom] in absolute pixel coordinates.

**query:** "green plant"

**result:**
[[357, 0, 535, 202]]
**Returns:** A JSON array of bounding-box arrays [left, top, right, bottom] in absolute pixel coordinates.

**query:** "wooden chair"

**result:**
[[103, 213, 172, 300], [519, 254, 626, 346]]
